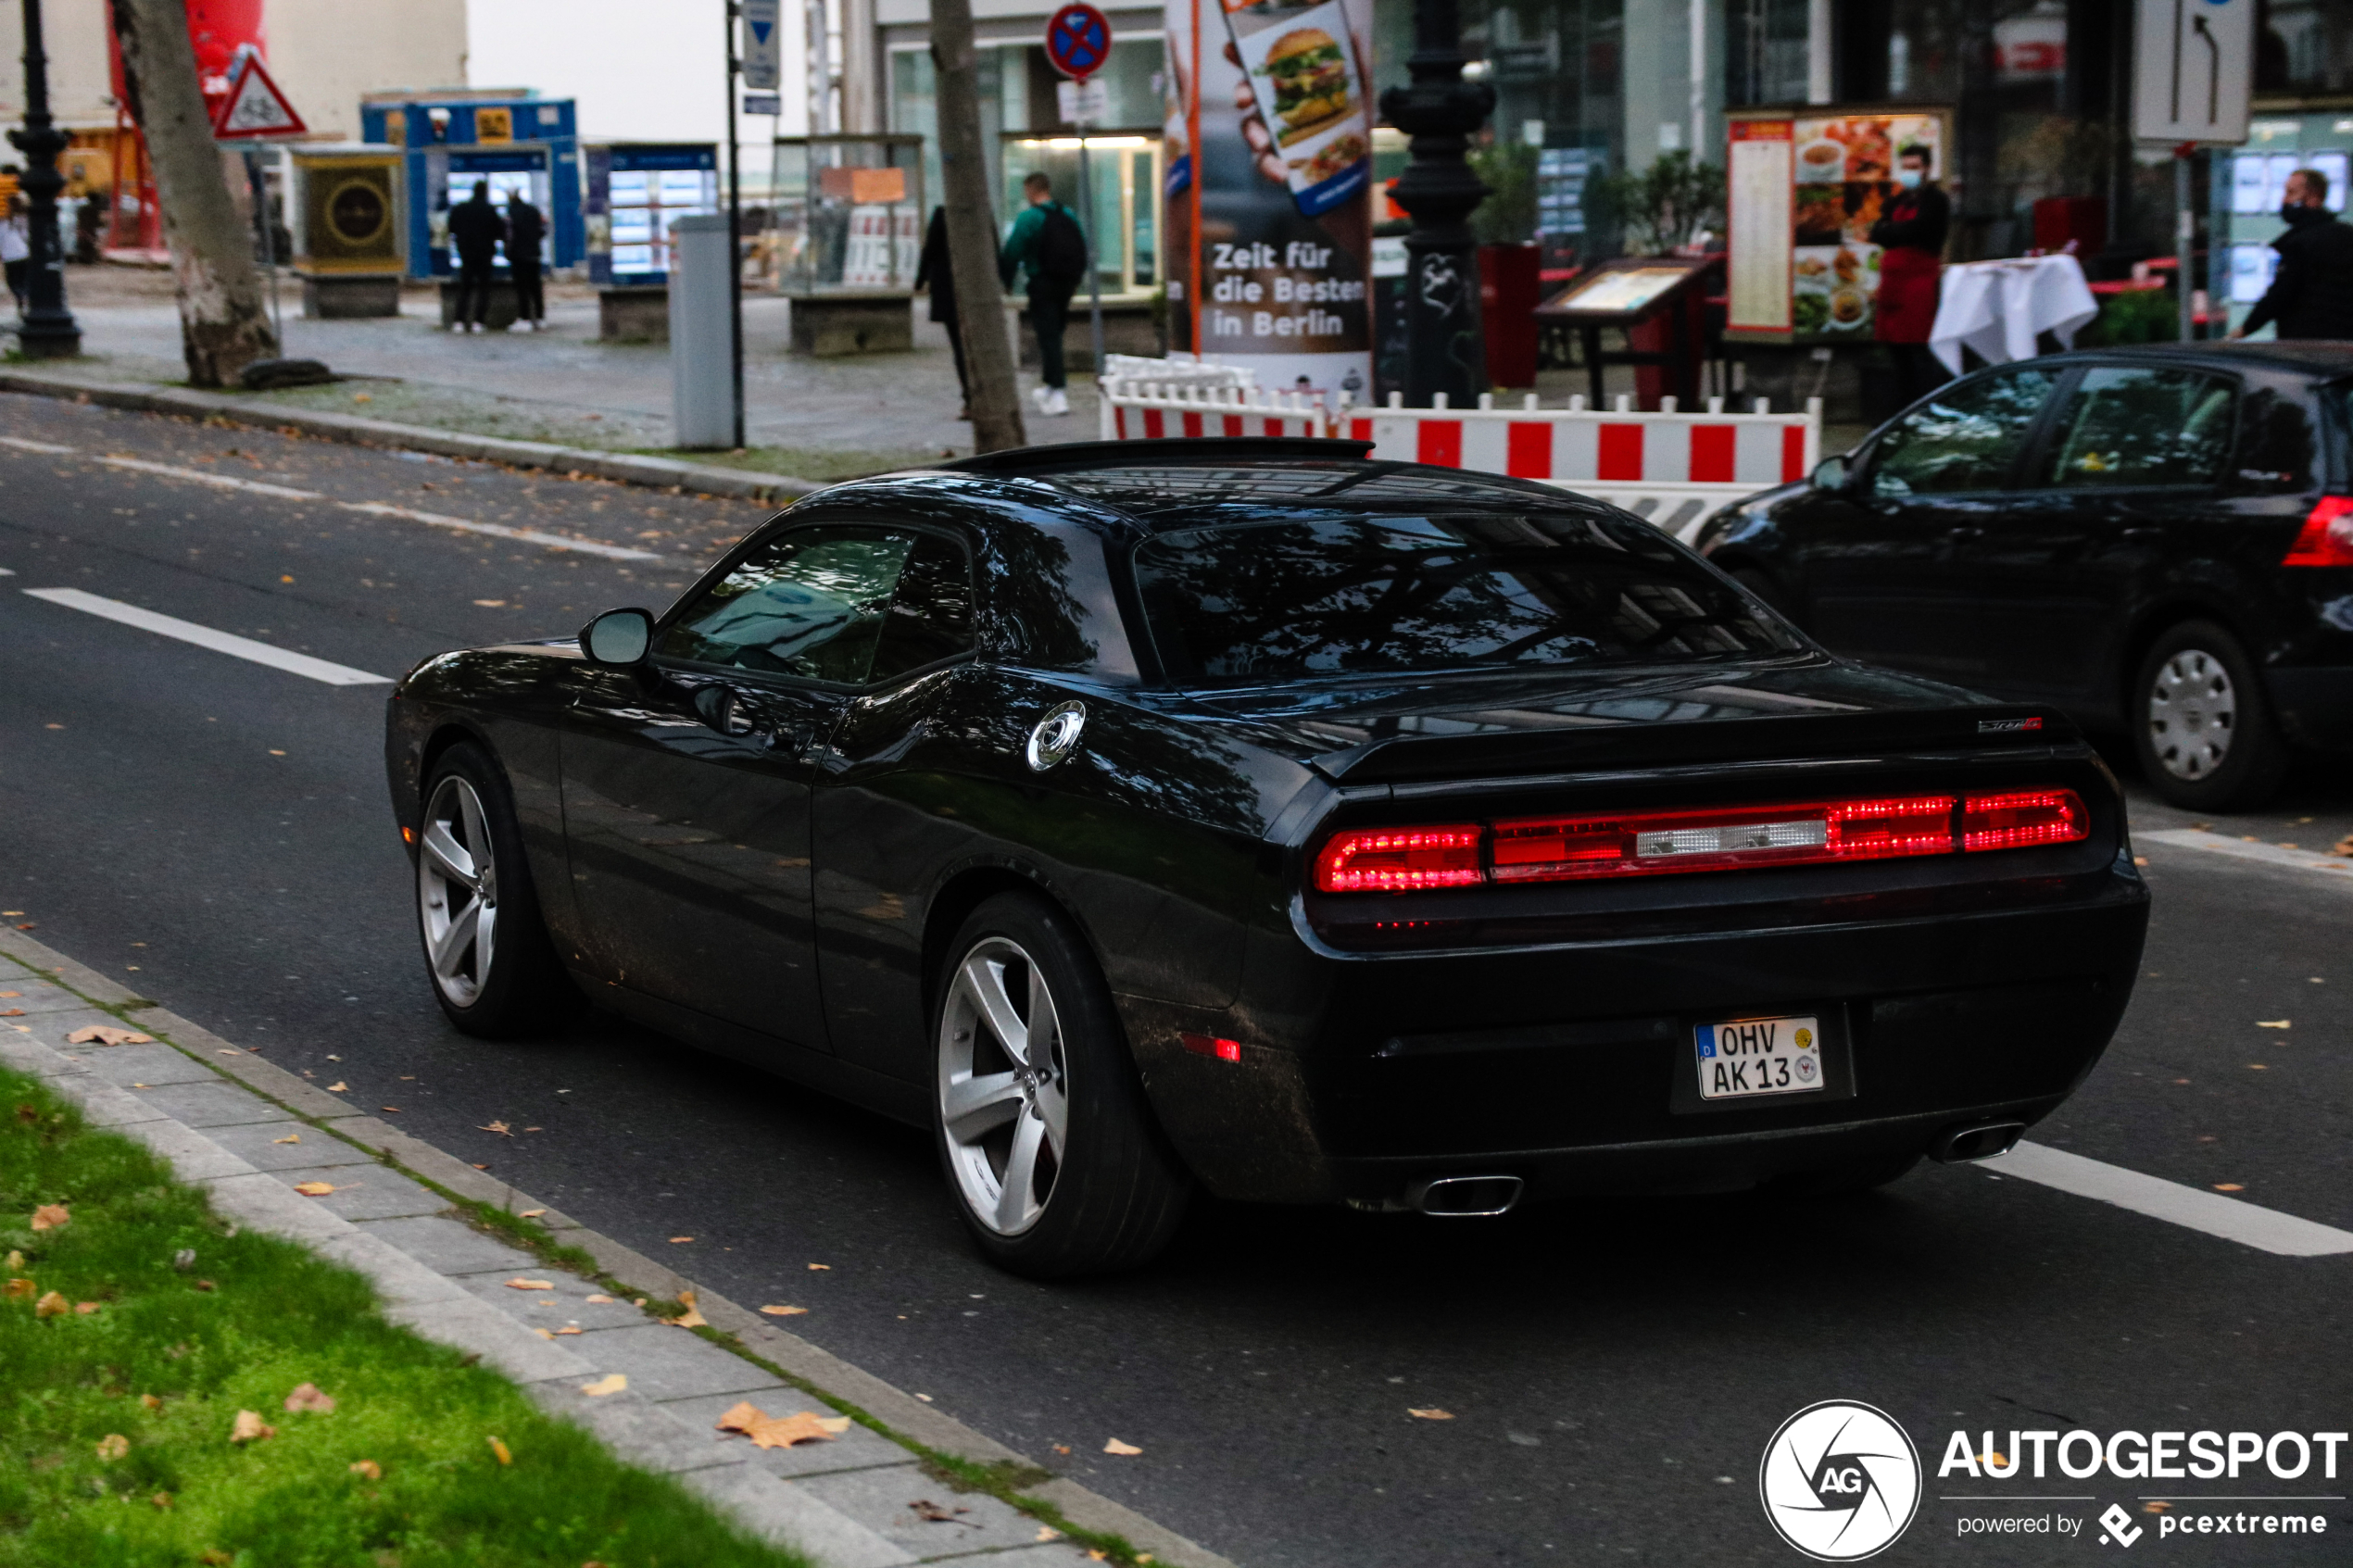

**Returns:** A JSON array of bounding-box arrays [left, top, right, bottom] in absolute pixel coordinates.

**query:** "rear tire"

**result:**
[[413, 742, 573, 1037], [2132, 621, 2288, 811], [933, 894, 1190, 1278]]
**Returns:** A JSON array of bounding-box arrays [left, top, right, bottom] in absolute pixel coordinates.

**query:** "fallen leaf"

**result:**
[[348, 1460, 381, 1480], [808, 1262, 830, 1270], [283, 1383, 336, 1413], [75, 1300, 100, 1314], [1036, 1526, 1063, 1541], [505, 1278, 556, 1291], [194, 1279, 215, 1292], [670, 1292, 709, 1329], [479, 1121, 511, 1136], [229, 1410, 276, 1444], [1103, 1437, 1143, 1455], [579, 1374, 627, 1397], [1408, 1408, 1455, 1421], [272, 1133, 302, 1145], [759, 1304, 808, 1316], [751, 1411, 850, 1448], [0, 991, 16, 997], [65, 1026, 150, 1046], [2214, 1183, 2246, 1192], [151, 1492, 172, 1509], [1053, 1444, 1071, 1455], [0, 1010, 20, 1018], [669, 1236, 694, 1244], [486, 1436, 512, 1465], [474, 598, 507, 608], [554, 1325, 582, 1335], [379, 1106, 401, 1113], [5, 1278, 33, 1300], [533, 1327, 554, 1339], [2257, 1020, 2291, 1029], [910, 1499, 970, 1522], [2334, 835, 2353, 858], [34, 1290, 69, 1318], [141, 1393, 162, 1411], [293, 1182, 338, 1198], [325, 1082, 347, 1093], [31, 1204, 69, 1231], [1088, 1553, 1109, 1563], [585, 1294, 614, 1305], [94, 1433, 129, 1461], [517, 1209, 545, 1218]]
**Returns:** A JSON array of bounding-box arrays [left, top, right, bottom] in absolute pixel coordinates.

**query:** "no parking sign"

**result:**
[[1045, 3, 1113, 80]]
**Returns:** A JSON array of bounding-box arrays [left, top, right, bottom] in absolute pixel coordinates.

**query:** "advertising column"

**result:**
[[1164, 0, 1374, 401]]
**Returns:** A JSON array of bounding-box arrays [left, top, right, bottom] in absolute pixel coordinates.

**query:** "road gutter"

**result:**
[[0, 922, 1233, 1568]]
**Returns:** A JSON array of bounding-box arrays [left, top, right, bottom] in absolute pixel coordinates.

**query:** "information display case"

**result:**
[[586, 144, 720, 287], [771, 134, 925, 296]]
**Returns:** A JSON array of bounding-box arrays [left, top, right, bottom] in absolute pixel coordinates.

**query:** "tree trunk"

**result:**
[[111, 0, 277, 386], [928, 0, 1025, 453]]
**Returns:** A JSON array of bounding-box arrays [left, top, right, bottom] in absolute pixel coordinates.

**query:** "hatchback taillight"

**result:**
[[2282, 495, 2353, 566], [1313, 789, 2090, 893]]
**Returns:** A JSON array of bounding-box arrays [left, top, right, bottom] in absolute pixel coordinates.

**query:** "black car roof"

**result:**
[[2039, 340, 2353, 379]]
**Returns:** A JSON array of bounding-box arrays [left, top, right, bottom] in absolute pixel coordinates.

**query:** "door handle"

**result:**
[[691, 684, 760, 737]]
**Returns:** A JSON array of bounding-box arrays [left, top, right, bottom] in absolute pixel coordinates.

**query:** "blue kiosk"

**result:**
[[358, 91, 585, 294]]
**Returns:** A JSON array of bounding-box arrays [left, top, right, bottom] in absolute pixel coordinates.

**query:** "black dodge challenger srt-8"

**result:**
[[384, 438, 2150, 1276]]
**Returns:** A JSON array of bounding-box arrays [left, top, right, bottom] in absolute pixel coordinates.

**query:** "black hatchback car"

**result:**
[[1696, 343, 2353, 809], [386, 440, 2148, 1276]]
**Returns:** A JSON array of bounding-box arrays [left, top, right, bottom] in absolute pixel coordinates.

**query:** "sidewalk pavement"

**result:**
[[0, 922, 1233, 1568]]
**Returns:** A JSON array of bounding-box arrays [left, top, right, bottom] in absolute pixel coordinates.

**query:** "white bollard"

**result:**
[[1707, 395, 1724, 414], [1478, 392, 1494, 410], [1615, 395, 1632, 412], [1569, 395, 1587, 411], [1433, 392, 1450, 409], [1523, 394, 1540, 411], [1661, 395, 1678, 413], [1753, 397, 1769, 415], [1388, 390, 1404, 408]]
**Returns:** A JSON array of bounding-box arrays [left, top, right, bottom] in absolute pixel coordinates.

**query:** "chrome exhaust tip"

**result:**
[[1406, 1174, 1525, 1216], [1931, 1120, 2026, 1164]]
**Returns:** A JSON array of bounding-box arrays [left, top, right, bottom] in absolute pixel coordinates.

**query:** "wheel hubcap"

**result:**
[[418, 775, 498, 1008], [937, 937, 1067, 1236], [2147, 649, 2237, 782]]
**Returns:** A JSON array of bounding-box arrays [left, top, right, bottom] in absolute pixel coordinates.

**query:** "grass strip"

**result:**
[[0, 1065, 812, 1568]]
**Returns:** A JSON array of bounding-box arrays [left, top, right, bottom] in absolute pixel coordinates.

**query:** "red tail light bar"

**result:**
[[2282, 495, 2353, 567], [1313, 789, 2088, 893]]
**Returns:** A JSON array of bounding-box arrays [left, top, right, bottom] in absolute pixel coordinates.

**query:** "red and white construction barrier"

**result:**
[[1099, 381, 1328, 442]]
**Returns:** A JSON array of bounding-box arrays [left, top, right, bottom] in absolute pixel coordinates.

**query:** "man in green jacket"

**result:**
[[1000, 171, 1086, 417]]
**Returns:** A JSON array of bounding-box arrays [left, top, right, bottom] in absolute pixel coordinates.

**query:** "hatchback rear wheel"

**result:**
[[2132, 621, 2287, 811]]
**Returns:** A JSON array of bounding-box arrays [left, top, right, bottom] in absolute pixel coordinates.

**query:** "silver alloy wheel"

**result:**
[[418, 775, 499, 1008], [937, 936, 1068, 1236], [2147, 647, 2238, 782]]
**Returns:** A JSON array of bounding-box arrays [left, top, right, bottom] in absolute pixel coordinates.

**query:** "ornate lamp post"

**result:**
[[1378, 0, 1490, 408], [9, 0, 82, 358]]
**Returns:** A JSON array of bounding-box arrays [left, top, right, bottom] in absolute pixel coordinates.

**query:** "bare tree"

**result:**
[[110, 0, 277, 385], [929, 0, 1025, 453]]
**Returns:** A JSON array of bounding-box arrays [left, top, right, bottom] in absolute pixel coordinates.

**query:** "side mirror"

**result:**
[[1811, 454, 1851, 492], [580, 608, 654, 667]]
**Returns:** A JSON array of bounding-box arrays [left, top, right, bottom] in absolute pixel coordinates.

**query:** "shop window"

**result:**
[[2259, 0, 2353, 95]]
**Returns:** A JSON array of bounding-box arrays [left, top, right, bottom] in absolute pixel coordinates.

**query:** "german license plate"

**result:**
[[1693, 1015, 1824, 1101]]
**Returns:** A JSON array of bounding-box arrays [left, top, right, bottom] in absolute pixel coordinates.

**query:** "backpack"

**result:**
[[1035, 204, 1088, 287]]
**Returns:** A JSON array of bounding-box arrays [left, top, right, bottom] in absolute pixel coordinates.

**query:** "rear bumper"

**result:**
[[2266, 665, 2353, 750], [1127, 860, 2149, 1205]]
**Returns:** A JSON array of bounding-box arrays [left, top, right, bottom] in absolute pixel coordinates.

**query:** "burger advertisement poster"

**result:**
[[1164, 0, 1375, 399]]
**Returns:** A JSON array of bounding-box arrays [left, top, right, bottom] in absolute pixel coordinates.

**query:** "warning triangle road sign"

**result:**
[[211, 54, 307, 140], [750, 19, 773, 42]]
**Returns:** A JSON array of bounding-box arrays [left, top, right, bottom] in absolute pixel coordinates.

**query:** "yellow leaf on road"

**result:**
[[504, 1278, 555, 1291], [1103, 1437, 1143, 1455], [283, 1383, 335, 1413], [33, 1290, 68, 1319], [668, 1236, 694, 1244], [293, 1183, 337, 1197], [272, 1133, 301, 1145], [30, 1204, 69, 1231], [66, 1026, 151, 1046], [229, 1410, 275, 1444], [94, 1434, 129, 1461], [479, 1121, 511, 1136], [759, 1304, 808, 1316], [348, 1460, 382, 1480], [325, 1082, 347, 1092], [807, 1262, 830, 1270], [2214, 1183, 2246, 1192], [1408, 1408, 1455, 1421], [580, 1374, 627, 1398], [2257, 1020, 2291, 1029], [486, 1436, 512, 1465]]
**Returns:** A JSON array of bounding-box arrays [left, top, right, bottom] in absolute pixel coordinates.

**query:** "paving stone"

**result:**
[[206, 1121, 379, 1173], [352, 1214, 535, 1276], [795, 1466, 1046, 1561], [381, 1292, 598, 1384], [15, 1006, 141, 1053], [49, 1077, 170, 1128], [112, 1117, 255, 1182], [657, 1390, 915, 1481], [125, 1079, 293, 1129], [526, 1380, 748, 1475], [673, 1462, 917, 1568], [0, 978, 96, 1015], [198, 1172, 358, 1247], [560, 1322, 786, 1403], [309, 1230, 470, 1308], [449, 1268, 650, 1332], [267, 1165, 445, 1222], [70, 1040, 219, 1087]]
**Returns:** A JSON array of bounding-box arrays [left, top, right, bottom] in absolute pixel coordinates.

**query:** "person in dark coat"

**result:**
[[504, 190, 547, 332], [446, 180, 505, 333], [915, 207, 968, 418], [2230, 168, 2353, 342], [1869, 143, 1952, 407]]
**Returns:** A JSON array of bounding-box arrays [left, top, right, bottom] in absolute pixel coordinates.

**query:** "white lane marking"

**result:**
[[96, 454, 326, 500], [21, 588, 392, 686], [337, 500, 664, 561], [0, 435, 78, 454], [2138, 828, 2353, 880], [1994, 1141, 2353, 1257]]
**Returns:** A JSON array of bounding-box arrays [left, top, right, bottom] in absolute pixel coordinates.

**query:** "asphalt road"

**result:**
[[4, 390, 2348, 1567]]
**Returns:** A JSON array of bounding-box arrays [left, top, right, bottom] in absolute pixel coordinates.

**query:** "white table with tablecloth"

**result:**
[[1927, 254, 2099, 375]]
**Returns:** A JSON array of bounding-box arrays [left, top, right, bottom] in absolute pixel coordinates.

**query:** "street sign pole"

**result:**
[[2133, 0, 2252, 344], [724, 0, 746, 448], [1045, 5, 1113, 383]]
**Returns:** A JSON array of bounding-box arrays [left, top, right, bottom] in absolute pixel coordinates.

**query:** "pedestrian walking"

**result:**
[[504, 188, 547, 332], [999, 172, 1088, 418], [915, 206, 969, 420], [2230, 167, 2353, 342], [1869, 142, 1951, 408], [2, 194, 30, 317], [447, 180, 505, 334]]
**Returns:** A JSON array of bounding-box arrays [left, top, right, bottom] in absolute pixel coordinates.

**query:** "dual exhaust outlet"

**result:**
[[1396, 1119, 2025, 1217]]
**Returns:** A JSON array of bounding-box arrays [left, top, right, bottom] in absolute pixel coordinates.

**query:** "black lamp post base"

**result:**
[[13, 322, 85, 358]]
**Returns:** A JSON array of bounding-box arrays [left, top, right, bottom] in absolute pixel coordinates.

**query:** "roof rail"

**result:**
[[936, 436, 1376, 475]]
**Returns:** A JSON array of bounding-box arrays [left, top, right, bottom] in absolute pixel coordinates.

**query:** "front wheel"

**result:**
[[2132, 621, 2288, 811], [933, 894, 1189, 1278], [414, 742, 573, 1036]]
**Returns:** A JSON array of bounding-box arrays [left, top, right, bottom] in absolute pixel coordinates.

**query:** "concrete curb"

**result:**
[[0, 367, 827, 504], [0, 924, 1233, 1568]]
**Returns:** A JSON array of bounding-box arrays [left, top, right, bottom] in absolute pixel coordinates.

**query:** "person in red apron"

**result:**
[[1869, 143, 1951, 407]]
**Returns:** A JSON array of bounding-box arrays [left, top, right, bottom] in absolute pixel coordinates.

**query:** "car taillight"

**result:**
[[1491, 795, 1957, 883], [1315, 788, 2092, 892], [1313, 825, 1483, 892], [2282, 495, 2353, 566], [1961, 788, 2087, 850]]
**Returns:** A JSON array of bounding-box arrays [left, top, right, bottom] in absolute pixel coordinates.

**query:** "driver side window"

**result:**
[[1868, 370, 2058, 500], [658, 527, 915, 683]]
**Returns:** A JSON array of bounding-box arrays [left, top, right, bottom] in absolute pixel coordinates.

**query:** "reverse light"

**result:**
[[2282, 495, 2353, 566], [1181, 1033, 1242, 1062], [1962, 788, 2088, 851], [1314, 825, 1483, 892], [1491, 795, 1957, 883]]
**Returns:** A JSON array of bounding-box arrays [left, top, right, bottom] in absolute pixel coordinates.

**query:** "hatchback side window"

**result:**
[[2044, 367, 2236, 488], [1868, 370, 2058, 499], [658, 527, 915, 683], [869, 533, 975, 682]]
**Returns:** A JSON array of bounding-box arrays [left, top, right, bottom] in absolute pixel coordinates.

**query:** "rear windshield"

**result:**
[[1131, 511, 1801, 685]]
